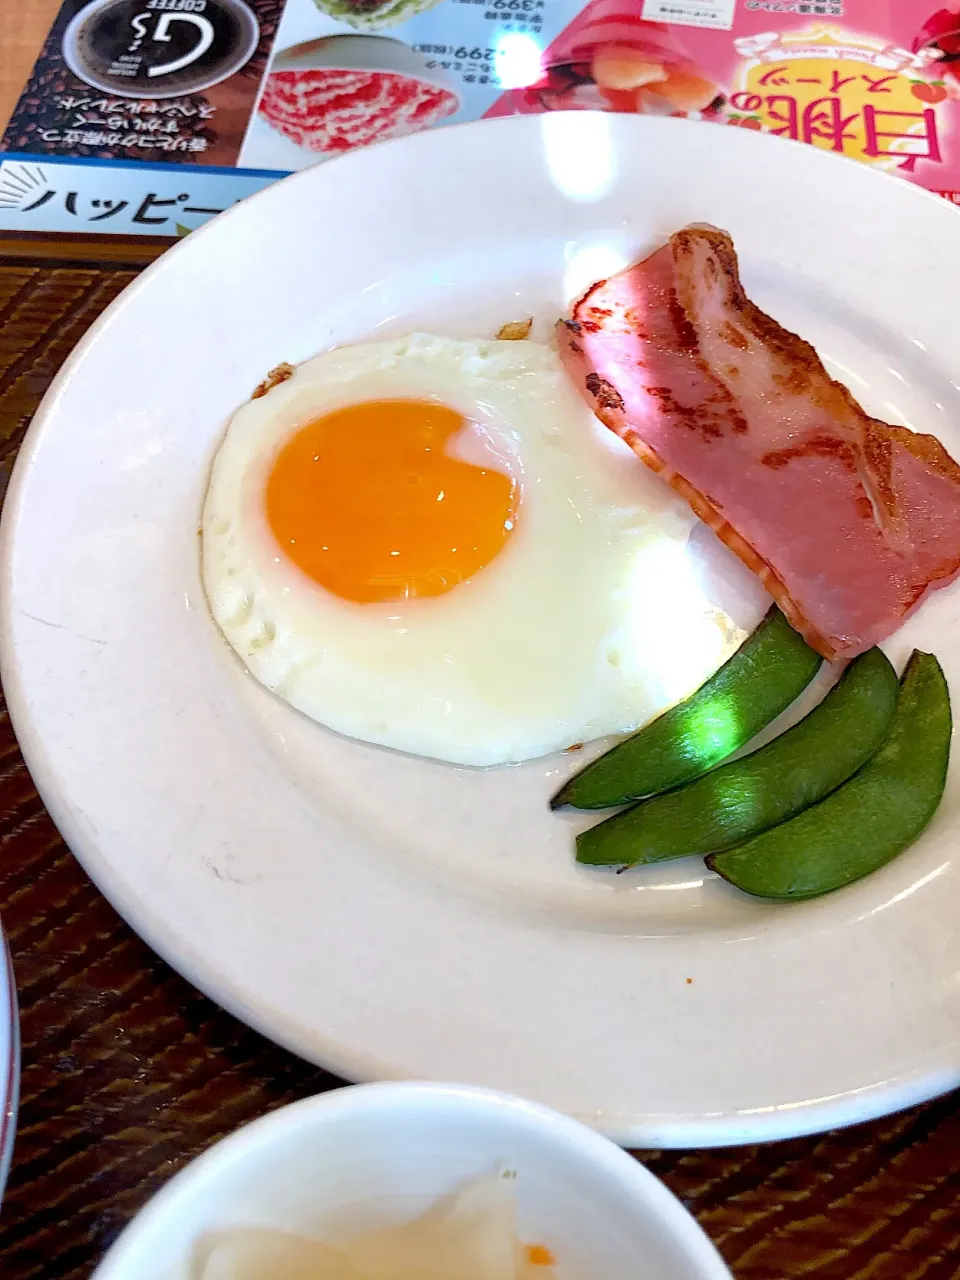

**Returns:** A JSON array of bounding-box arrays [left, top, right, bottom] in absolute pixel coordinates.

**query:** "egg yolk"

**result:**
[[265, 399, 519, 604]]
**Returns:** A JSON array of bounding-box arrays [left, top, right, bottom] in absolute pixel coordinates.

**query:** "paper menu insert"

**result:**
[[2, 0, 959, 244]]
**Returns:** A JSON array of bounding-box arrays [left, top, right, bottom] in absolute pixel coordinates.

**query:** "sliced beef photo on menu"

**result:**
[[258, 39, 459, 155]]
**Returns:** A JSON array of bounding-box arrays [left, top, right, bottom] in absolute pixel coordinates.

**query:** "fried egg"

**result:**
[[201, 333, 741, 766]]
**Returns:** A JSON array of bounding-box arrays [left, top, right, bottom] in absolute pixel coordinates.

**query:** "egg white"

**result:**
[[201, 333, 744, 766]]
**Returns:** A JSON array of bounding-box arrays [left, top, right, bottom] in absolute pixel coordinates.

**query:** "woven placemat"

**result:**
[[0, 260, 959, 1280]]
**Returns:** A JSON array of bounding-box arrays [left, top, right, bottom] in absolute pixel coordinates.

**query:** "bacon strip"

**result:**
[[557, 225, 960, 660]]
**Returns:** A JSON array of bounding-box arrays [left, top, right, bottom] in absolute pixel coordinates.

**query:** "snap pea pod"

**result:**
[[577, 647, 897, 867], [707, 651, 950, 901], [552, 607, 822, 810]]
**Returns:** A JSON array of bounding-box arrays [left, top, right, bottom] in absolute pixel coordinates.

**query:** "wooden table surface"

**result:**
[[0, 255, 959, 1279], [0, 0, 60, 134]]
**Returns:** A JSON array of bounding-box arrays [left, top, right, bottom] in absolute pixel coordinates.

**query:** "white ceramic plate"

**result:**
[[3, 114, 960, 1148]]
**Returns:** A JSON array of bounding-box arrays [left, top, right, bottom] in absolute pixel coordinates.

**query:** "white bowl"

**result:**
[[92, 1083, 731, 1280]]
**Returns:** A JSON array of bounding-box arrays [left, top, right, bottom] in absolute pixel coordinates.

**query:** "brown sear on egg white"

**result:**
[[252, 362, 295, 400], [496, 319, 534, 341]]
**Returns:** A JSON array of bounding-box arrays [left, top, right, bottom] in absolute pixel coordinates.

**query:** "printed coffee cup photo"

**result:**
[[62, 0, 261, 99]]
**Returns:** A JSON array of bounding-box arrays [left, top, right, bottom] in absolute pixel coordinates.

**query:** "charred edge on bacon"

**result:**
[[584, 373, 625, 414]]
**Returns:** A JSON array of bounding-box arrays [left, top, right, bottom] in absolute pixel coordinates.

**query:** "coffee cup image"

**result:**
[[258, 36, 460, 156], [62, 0, 261, 98]]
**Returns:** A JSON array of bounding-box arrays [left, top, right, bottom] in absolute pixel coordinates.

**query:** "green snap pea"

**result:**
[[707, 651, 951, 901], [552, 607, 822, 810], [577, 647, 898, 867]]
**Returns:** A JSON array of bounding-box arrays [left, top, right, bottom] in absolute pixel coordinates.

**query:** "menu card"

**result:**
[[2, 0, 959, 249]]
